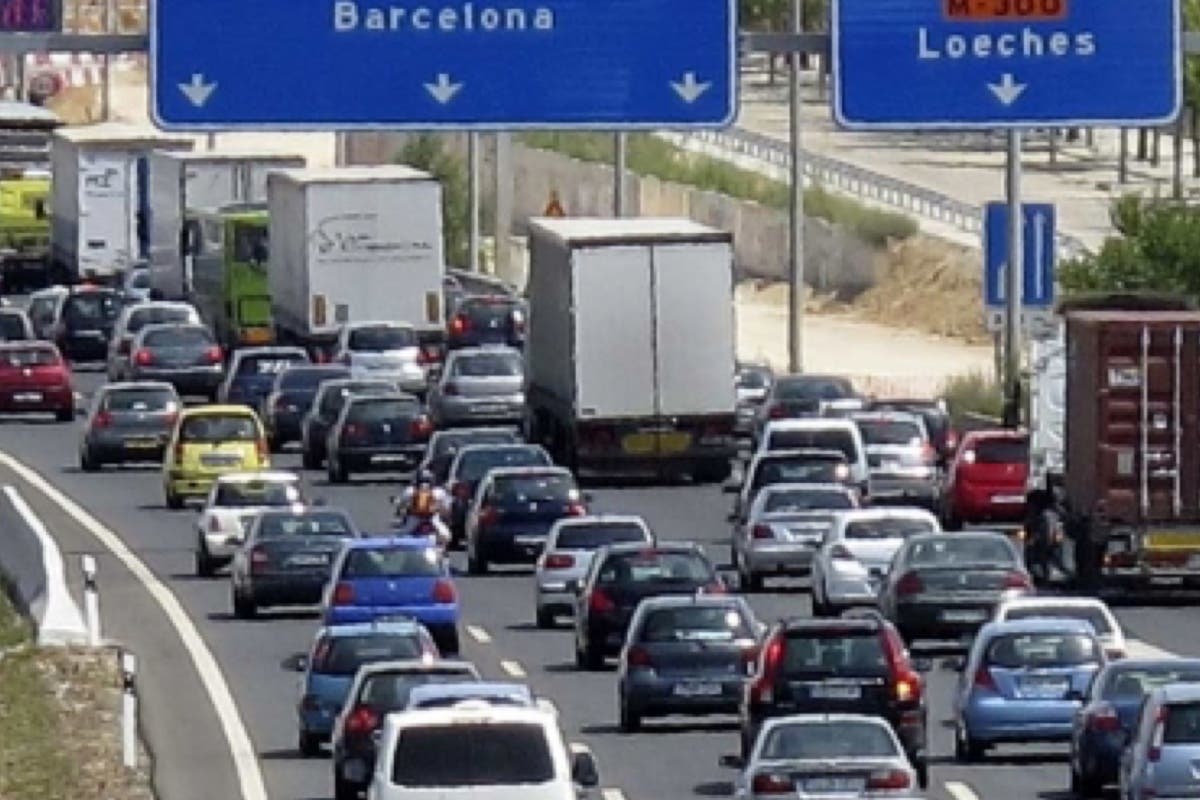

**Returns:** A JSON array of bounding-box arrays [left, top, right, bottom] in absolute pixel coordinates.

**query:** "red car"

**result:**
[[0, 343, 74, 421], [940, 430, 1028, 529]]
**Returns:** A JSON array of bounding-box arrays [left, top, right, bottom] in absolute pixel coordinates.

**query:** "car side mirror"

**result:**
[[294, 655, 308, 673], [571, 749, 599, 788], [719, 754, 744, 770]]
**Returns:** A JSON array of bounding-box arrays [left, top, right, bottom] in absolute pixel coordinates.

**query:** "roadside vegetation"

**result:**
[[395, 135, 473, 269], [940, 371, 1004, 424]]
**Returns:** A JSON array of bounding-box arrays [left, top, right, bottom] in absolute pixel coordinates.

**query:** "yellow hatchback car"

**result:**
[[163, 405, 270, 509]]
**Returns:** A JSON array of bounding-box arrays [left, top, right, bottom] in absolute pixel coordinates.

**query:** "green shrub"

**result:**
[[395, 135, 471, 268], [517, 132, 916, 247], [941, 371, 1005, 424]]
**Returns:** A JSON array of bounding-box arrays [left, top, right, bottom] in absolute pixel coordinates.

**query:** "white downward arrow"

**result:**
[[424, 73, 463, 105], [178, 73, 216, 107], [670, 72, 711, 104], [988, 73, 1027, 106], [1032, 211, 1048, 303]]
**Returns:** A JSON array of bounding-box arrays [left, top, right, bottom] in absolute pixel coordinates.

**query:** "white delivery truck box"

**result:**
[[1026, 323, 1066, 498], [146, 150, 307, 299], [50, 123, 193, 283]]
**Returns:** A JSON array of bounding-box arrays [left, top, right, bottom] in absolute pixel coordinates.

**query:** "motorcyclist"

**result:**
[[394, 470, 451, 547]]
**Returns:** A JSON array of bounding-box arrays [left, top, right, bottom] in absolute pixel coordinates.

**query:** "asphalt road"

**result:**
[[7, 368, 1200, 800]]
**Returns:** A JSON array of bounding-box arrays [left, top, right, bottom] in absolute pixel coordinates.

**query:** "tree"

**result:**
[[394, 135, 470, 268], [1186, 0, 1200, 175]]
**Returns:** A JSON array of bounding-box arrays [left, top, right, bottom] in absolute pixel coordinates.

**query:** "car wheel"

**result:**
[[942, 506, 963, 531], [467, 544, 488, 576], [741, 566, 763, 593], [297, 731, 321, 758], [327, 457, 348, 484], [232, 587, 257, 619], [1075, 766, 1103, 799], [196, 544, 216, 578], [166, 489, 184, 510], [436, 627, 460, 657], [581, 638, 604, 671], [535, 605, 555, 629], [333, 774, 357, 800], [268, 434, 282, 454], [693, 459, 732, 484], [618, 694, 641, 733], [55, 407, 74, 422], [915, 758, 929, 790], [954, 724, 984, 762], [302, 445, 319, 470], [80, 448, 100, 473]]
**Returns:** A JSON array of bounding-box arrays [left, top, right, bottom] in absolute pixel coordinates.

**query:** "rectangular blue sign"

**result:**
[[150, 0, 736, 130], [984, 202, 1055, 309], [832, 0, 1181, 129]]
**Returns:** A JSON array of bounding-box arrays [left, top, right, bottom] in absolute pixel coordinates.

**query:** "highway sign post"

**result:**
[[150, 0, 737, 129], [983, 201, 1056, 334]]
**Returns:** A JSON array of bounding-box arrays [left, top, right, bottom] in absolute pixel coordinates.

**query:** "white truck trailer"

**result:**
[[50, 123, 194, 284], [267, 166, 445, 353], [146, 150, 306, 299], [524, 217, 737, 481]]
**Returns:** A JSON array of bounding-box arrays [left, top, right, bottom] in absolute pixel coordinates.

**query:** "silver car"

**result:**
[[850, 410, 939, 508], [427, 346, 525, 428], [107, 300, 200, 381], [333, 321, 427, 395], [732, 483, 859, 592], [534, 514, 653, 628], [126, 323, 225, 400], [1121, 683, 1200, 800], [810, 508, 942, 616], [725, 713, 921, 799]]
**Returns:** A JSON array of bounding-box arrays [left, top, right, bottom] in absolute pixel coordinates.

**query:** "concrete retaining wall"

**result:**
[[344, 133, 881, 296]]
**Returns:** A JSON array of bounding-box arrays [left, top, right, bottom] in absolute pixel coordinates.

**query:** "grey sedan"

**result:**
[[126, 322, 225, 400], [79, 381, 181, 470], [426, 346, 524, 428]]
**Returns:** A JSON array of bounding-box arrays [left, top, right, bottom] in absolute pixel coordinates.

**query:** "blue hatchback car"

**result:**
[[218, 346, 310, 408], [954, 618, 1105, 761], [295, 619, 438, 756], [1069, 657, 1200, 797], [322, 537, 461, 655]]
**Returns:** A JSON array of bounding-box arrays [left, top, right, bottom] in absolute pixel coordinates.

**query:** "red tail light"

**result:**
[[452, 481, 471, 499], [449, 315, 469, 336], [894, 571, 924, 596], [415, 348, 431, 366], [1149, 706, 1169, 762], [543, 553, 575, 570], [332, 582, 355, 606], [585, 426, 615, 447], [1087, 705, 1121, 732], [866, 769, 912, 791], [588, 587, 615, 614], [1003, 571, 1032, 590], [752, 524, 774, 539], [432, 578, 456, 604], [164, 410, 178, 427], [256, 438, 268, 460], [204, 345, 223, 364], [93, 410, 113, 429], [344, 705, 380, 736], [750, 633, 785, 704], [566, 501, 587, 516], [174, 441, 185, 463], [768, 403, 787, 419], [921, 443, 936, 464], [945, 431, 959, 451], [442, 381, 459, 396], [973, 665, 997, 691], [409, 416, 433, 440], [701, 580, 727, 595], [626, 645, 653, 669], [894, 673, 921, 703], [118, 339, 131, 355], [751, 773, 793, 794], [478, 505, 499, 527], [342, 422, 364, 442], [300, 693, 320, 712], [134, 349, 154, 366], [881, 627, 922, 703], [249, 546, 269, 575], [512, 315, 526, 334], [208, 515, 221, 533]]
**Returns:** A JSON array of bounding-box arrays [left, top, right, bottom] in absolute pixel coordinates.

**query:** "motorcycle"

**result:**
[[390, 494, 452, 549]]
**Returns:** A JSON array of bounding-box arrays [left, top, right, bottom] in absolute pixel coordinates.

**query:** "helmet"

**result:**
[[416, 468, 435, 486]]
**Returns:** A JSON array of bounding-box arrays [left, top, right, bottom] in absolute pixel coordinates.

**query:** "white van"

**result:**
[[754, 418, 870, 495]]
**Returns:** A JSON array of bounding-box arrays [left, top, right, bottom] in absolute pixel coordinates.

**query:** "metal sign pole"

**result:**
[[787, 0, 805, 374], [614, 132, 627, 217], [467, 132, 480, 271], [1004, 130, 1024, 428]]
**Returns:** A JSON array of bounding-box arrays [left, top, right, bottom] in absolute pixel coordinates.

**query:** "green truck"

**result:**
[[0, 173, 51, 292], [183, 203, 273, 350]]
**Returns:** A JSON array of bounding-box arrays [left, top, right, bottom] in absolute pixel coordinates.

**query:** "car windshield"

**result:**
[[755, 458, 846, 488], [844, 518, 936, 540], [1101, 667, 1200, 700], [313, 635, 423, 675], [782, 631, 890, 676], [129, 270, 151, 289], [257, 511, 354, 538], [556, 524, 648, 550], [737, 368, 771, 390], [342, 547, 442, 578], [279, 367, 349, 391], [359, 670, 479, 710], [1, 347, 58, 367], [348, 325, 416, 352], [347, 398, 419, 423], [1165, 703, 1200, 744], [973, 438, 1030, 463], [214, 480, 301, 507], [761, 721, 899, 760], [237, 352, 307, 376], [493, 474, 575, 504], [763, 489, 855, 512], [0, 312, 28, 340], [180, 414, 258, 442], [767, 429, 856, 462], [128, 306, 193, 333], [391, 723, 553, 787], [640, 605, 753, 643], [63, 292, 120, 324], [985, 632, 1100, 668], [459, 448, 550, 482], [1004, 606, 1112, 636], [598, 551, 713, 585], [907, 536, 1015, 567], [775, 377, 852, 401], [452, 352, 523, 378], [143, 326, 213, 348], [856, 418, 925, 446], [104, 389, 176, 413]]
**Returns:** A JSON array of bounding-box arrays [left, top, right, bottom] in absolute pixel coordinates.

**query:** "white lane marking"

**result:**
[[0, 452, 268, 800], [1126, 637, 1177, 659], [945, 781, 980, 800], [466, 624, 492, 644], [500, 659, 526, 678], [4, 485, 88, 645], [601, 789, 628, 800]]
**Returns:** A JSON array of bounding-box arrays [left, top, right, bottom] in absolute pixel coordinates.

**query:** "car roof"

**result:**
[[1101, 658, 1200, 673], [599, 541, 702, 556], [136, 321, 208, 336], [215, 471, 299, 484], [635, 594, 745, 612], [850, 410, 924, 424], [127, 300, 194, 314], [433, 427, 519, 440], [179, 404, 260, 418], [763, 712, 895, 728], [345, 391, 417, 405], [344, 320, 415, 330], [760, 483, 854, 495], [349, 536, 442, 550], [318, 378, 396, 392], [1154, 682, 1200, 704], [962, 429, 1029, 442], [30, 286, 68, 298], [780, 615, 884, 634], [100, 380, 178, 394], [550, 514, 647, 530], [764, 418, 858, 432], [977, 618, 1098, 638], [356, 658, 479, 679], [997, 596, 1109, 611], [753, 448, 847, 462], [484, 465, 571, 479], [232, 346, 308, 359], [455, 443, 542, 456], [449, 346, 522, 357], [383, 703, 554, 728], [318, 619, 426, 638], [834, 508, 939, 523], [407, 682, 532, 702]]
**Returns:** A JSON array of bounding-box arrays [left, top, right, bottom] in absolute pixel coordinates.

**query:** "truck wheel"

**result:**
[[694, 460, 732, 484]]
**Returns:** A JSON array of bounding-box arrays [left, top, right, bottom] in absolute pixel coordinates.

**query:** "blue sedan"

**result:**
[[1069, 657, 1200, 797], [954, 618, 1105, 761], [322, 537, 460, 654]]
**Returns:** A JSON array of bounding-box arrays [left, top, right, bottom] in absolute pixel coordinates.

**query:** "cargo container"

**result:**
[[1063, 309, 1200, 592]]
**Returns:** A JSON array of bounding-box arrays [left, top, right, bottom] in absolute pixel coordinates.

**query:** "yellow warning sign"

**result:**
[[544, 190, 565, 218]]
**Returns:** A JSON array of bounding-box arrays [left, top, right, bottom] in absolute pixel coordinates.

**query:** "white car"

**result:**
[[533, 514, 653, 628], [810, 507, 942, 616], [333, 321, 427, 394], [194, 470, 305, 576], [991, 595, 1127, 660], [368, 703, 599, 800], [752, 418, 870, 494]]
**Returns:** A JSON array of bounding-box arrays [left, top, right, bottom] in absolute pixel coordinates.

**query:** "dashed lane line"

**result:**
[[601, 789, 628, 800], [466, 624, 492, 644], [945, 781, 981, 800], [500, 659, 527, 678]]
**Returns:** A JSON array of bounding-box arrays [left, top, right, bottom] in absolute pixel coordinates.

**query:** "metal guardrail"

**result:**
[[667, 126, 1094, 260]]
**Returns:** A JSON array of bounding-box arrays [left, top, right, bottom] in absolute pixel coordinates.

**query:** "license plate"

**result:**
[[13, 391, 42, 402], [200, 453, 240, 467], [882, 459, 900, 470], [803, 776, 865, 793], [1189, 555, 1200, 570], [287, 553, 329, 567], [471, 404, 506, 414], [515, 536, 546, 548], [1021, 678, 1069, 698], [809, 684, 862, 700], [993, 494, 1025, 503], [371, 454, 410, 464], [673, 682, 721, 697], [941, 609, 987, 623], [125, 438, 158, 449]]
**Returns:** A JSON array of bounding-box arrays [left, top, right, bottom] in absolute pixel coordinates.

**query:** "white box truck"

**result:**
[[524, 217, 737, 481], [267, 166, 445, 352], [50, 123, 194, 284], [146, 150, 307, 300]]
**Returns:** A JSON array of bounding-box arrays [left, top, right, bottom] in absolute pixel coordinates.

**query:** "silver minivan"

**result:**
[[1121, 683, 1200, 800]]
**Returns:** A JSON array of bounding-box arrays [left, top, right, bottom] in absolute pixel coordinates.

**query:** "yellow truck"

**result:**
[[0, 172, 51, 292]]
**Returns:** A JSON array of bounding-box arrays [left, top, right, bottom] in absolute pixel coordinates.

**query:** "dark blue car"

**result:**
[[1069, 657, 1200, 797], [262, 364, 351, 450], [322, 538, 460, 655], [218, 346, 310, 408]]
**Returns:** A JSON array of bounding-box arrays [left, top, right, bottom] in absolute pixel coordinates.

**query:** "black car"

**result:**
[[446, 443, 554, 540], [446, 294, 526, 350], [301, 378, 399, 469], [464, 465, 585, 573], [754, 374, 858, 438], [262, 365, 351, 450], [739, 612, 929, 788], [54, 286, 123, 361], [325, 393, 432, 483], [78, 381, 181, 470], [573, 542, 724, 670], [418, 427, 523, 486]]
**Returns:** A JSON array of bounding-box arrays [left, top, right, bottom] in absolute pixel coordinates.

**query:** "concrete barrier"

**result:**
[[0, 484, 88, 645]]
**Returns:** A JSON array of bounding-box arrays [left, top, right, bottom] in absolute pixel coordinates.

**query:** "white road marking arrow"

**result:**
[[424, 73, 463, 104], [1032, 210, 1048, 303], [988, 73, 1026, 106], [670, 72, 711, 104], [178, 73, 216, 107]]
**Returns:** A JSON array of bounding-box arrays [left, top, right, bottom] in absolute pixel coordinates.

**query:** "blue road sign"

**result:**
[[150, 0, 736, 130], [832, 0, 1181, 129], [983, 202, 1055, 310]]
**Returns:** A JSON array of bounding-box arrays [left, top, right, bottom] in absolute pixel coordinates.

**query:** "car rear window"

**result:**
[[360, 670, 479, 709], [128, 306, 193, 333], [556, 524, 648, 550], [1102, 667, 1200, 700], [973, 438, 1029, 464], [63, 292, 120, 324], [762, 721, 898, 760], [2, 347, 58, 367], [856, 418, 925, 446], [598, 551, 714, 585], [129, 270, 151, 289], [639, 605, 753, 643], [237, 352, 307, 375], [764, 489, 855, 512], [104, 389, 177, 413], [1164, 703, 1200, 744], [343, 547, 442, 578], [313, 634, 423, 675], [0, 311, 28, 340], [985, 633, 1100, 668], [782, 631, 889, 676], [279, 367, 349, 390], [215, 480, 301, 507], [767, 429, 857, 462], [492, 474, 575, 504], [459, 448, 551, 481], [1003, 606, 1112, 636], [257, 511, 354, 538], [907, 536, 1016, 566], [180, 414, 258, 442], [844, 518, 936, 540], [319, 383, 395, 416], [775, 377, 853, 401], [348, 325, 416, 352], [737, 368, 771, 390], [459, 297, 522, 324], [755, 459, 846, 487], [391, 723, 554, 787], [143, 326, 213, 348], [347, 398, 419, 423], [451, 352, 523, 377]]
